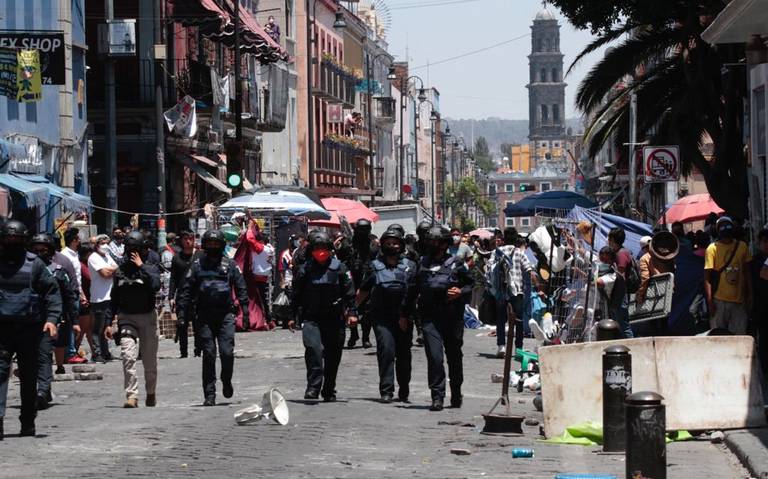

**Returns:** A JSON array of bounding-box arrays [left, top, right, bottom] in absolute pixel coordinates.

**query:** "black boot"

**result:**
[[429, 399, 444, 411], [304, 389, 319, 400], [19, 420, 35, 437], [203, 397, 216, 407], [222, 381, 234, 399]]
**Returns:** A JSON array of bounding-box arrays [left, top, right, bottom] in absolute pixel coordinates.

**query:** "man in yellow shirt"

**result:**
[[703, 217, 752, 334]]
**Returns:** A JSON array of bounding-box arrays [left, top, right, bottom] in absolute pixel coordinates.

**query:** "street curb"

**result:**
[[724, 429, 768, 479]]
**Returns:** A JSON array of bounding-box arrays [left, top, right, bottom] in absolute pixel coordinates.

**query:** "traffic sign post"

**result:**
[[643, 146, 679, 183]]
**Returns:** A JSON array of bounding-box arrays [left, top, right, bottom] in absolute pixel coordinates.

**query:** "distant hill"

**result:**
[[444, 117, 584, 155]]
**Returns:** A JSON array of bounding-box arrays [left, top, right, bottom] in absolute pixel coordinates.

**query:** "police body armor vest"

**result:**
[[369, 259, 410, 318], [0, 253, 41, 322], [301, 258, 344, 316], [418, 255, 460, 309], [47, 263, 68, 324], [196, 257, 233, 311], [114, 265, 155, 314]]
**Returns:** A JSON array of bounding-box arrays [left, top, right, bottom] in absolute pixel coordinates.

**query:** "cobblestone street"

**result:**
[[2, 330, 749, 478]]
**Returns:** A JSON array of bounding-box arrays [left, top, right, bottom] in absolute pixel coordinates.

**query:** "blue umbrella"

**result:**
[[504, 191, 597, 217]]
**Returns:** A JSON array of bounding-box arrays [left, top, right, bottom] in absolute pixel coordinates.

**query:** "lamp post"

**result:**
[[365, 51, 393, 206], [305, 0, 346, 189], [442, 124, 451, 225], [393, 69, 426, 203], [417, 99, 437, 222]]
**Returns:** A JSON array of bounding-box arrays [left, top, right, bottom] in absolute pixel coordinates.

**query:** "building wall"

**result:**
[[490, 174, 570, 232]]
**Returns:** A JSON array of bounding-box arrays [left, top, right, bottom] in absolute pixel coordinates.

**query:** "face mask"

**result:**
[[718, 227, 733, 239], [312, 249, 332, 263], [98, 244, 110, 255], [205, 246, 225, 258], [429, 242, 445, 258], [382, 244, 402, 257], [452, 235, 461, 244]]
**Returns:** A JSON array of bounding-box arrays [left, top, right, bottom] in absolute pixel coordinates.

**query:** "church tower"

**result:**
[[527, 3, 567, 170]]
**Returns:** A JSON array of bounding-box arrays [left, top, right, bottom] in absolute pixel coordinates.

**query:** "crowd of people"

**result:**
[[1, 211, 767, 440]]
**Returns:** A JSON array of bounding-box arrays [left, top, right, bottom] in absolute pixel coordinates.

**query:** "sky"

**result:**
[[382, 0, 606, 120]]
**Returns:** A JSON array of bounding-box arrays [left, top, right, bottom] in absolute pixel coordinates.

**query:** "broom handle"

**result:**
[[501, 308, 516, 400]]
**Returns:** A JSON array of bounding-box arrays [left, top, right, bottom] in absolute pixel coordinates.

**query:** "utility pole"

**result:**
[[628, 91, 637, 213], [154, 0, 166, 248], [366, 52, 375, 205], [305, 0, 315, 189], [430, 123, 435, 222], [234, 0, 242, 157], [105, 0, 117, 230], [398, 77, 405, 203], [413, 101, 419, 208]]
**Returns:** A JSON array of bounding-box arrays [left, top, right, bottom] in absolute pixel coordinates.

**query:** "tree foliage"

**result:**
[[473, 136, 496, 174], [445, 177, 495, 231], [551, 0, 748, 217]]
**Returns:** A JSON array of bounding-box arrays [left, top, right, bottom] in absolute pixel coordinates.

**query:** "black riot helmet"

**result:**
[[124, 230, 146, 248], [1, 219, 30, 258], [425, 226, 451, 258], [416, 220, 432, 239], [201, 229, 226, 258], [425, 226, 451, 243], [307, 230, 333, 252], [354, 219, 372, 230], [380, 228, 405, 257], [29, 233, 55, 263], [387, 223, 405, 237], [1, 219, 30, 241]]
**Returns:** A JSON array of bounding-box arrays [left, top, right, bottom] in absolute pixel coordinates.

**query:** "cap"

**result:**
[[716, 216, 733, 228]]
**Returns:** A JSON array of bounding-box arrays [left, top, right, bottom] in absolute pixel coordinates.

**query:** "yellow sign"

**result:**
[[16, 49, 41, 102]]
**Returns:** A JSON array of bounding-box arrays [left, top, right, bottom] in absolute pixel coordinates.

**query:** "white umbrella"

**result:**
[[219, 190, 331, 220]]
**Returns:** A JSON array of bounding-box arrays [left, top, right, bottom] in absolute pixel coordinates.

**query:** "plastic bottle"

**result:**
[[511, 448, 534, 458]]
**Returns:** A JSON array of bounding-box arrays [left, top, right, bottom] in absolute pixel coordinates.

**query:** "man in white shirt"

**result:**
[[61, 227, 83, 299], [88, 234, 118, 362]]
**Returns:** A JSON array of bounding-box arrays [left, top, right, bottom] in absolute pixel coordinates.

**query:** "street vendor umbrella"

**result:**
[[219, 190, 331, 220], [504, 191, 597, 217], [310, 197, 379, 227], [470, 228, 494, 239], [659, 193, 724, 224]]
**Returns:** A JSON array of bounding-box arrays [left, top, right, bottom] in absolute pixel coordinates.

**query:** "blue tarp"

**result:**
[[16, 174, 92, 212], [0, 173, 49, 209], [504, 191, 598, 217], [568, 206, 652, 257]]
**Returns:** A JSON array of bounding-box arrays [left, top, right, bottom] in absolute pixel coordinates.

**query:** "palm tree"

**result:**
[[570, 3, 748, 218]]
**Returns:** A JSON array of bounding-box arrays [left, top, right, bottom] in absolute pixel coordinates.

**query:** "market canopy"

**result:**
[[15, 174, 92, 212], [0, 173, 50, 209], [219, 190, 331, 220], [310, 198, 379, 227], [660, 193, 724, 224], [504, 191, 597, 217]]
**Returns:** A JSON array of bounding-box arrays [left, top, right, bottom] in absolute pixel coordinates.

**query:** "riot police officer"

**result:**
[[29, 233, 79, 410], [415, 220, 432, 256], [0, 220, 61, 439], [105, 231, 161, 408], [405, 226, 473, 411], [345, 219, 378, 349], [290, 231, 357, 402], [357, 229, 415, 403], [177, 229, 249, 406]]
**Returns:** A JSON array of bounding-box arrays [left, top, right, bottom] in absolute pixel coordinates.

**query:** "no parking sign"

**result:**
[[643, 146, 679, 182]]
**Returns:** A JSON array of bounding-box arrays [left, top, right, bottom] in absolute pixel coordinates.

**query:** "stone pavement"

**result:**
[[1, 328, 752, 478]]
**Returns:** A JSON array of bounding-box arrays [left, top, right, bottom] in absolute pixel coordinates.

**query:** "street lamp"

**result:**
[[305, 0, 346, 189], [397, 74, 425, 203], [442, 124, 451, 224], [365, 51, 393, 206], [418, 98, 438, 222]]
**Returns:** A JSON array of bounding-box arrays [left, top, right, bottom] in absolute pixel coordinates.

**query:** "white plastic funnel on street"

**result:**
[[234, 388, 290, 426]]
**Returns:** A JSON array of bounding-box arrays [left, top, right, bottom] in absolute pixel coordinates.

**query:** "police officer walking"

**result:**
[[290, 231, 357, 402], [29, 233, 79, 410], [357, 229, 415, 403], [345, 219, 378, 349], [177, 229, 249, 406], [0, 220, 61, 439], [104, 231, 161, 408], [405, 226, 473, 411]]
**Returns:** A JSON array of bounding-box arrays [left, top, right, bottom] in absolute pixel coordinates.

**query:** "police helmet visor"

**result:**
[[30, 244, 51, 258], [381, 237, 403, 251]]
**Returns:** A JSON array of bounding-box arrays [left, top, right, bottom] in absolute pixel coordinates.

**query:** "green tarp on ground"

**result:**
[[540, 421, 694, 446]]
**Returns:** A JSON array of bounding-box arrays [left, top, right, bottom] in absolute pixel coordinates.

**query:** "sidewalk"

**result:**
[[725, 428, 768, 479]]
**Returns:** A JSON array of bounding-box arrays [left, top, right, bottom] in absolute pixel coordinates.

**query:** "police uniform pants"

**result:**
[[0, 323, 42, 424], [302, 318, 345, 397], [37, 332, 54, 399], [177, 315, 189, 356], [197, 313, 235, 400], [421, 316, 464, 401], [118, 312, 159, 400], [374, 319, 412, 397]]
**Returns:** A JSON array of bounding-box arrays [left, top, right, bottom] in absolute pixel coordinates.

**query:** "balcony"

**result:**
[[374, 97, 396, 125], [314, 60, 358, 108]]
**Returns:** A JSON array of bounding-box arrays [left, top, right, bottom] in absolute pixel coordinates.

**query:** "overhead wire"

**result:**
[[410, 32, 530, 70]]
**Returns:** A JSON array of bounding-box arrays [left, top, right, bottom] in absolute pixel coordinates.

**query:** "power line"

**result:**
[[388, 0, 484, 10], [410, 32, 530, 70]]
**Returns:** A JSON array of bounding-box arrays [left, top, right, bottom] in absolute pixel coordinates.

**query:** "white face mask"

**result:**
[[452, 235, 461, 244], [98, 244, 110, 255]]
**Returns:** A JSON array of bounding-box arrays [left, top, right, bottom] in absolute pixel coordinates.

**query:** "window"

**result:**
[[540, 68, 547, 82], [541, 105, 549, 124], [540, 141, 548, 148], [285, 0, 294, 38], [551, 68, 558, 82], [553, 142, 560, 148], [506, 218, 516, 227], [540, 182, 551, 192], [488, 183, 497, 196], [505, 183, 515, 192], [536, 38, 543, 52], [520, 218, 530, 227], [552, 104, 560, 123]]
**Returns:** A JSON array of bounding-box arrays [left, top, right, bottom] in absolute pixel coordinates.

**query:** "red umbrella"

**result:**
[[470, 228, 494, 239], [660, 193, 724, 224], [309, 198, 379, 228]]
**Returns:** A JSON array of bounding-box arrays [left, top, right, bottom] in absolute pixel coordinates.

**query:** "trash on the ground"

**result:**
[[340, 460, 352, 466], [464, 305, 483, 329], [524, 418, 540, 426], [511, 448, 534, 458], [710, 431, 725, 443], [450, 448, 472, 456], [71, 364, 96, 373], [234, 388, 289, 425], [518, 398, 528, 404], [523, 374, 540, 391], [533, 394, 543, 412], [74, 372, 103, 381], [438, 420, 475, 427], [234, 350, 254, 359], [540, 422, 694, 446], [53, 373, 75, 382]]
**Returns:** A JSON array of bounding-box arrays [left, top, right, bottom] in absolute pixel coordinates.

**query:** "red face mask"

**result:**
[[312, 248, 332, 263]]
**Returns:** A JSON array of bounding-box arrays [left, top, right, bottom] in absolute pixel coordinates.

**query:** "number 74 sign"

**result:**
[[643, 146, 679, 182]]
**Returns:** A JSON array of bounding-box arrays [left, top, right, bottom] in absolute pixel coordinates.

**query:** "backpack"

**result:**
[[624, 251, 641, 294]]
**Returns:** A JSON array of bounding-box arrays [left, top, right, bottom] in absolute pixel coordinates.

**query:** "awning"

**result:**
[[212, 0, 287, 63], [310, 197, 379, 227], [190, 154, 220, 168], [701, 0, 768, 44], [12, 174, 92, 212], [180, 155, 231, 195], [170, 0, 231, 32], [504, 191, 598, 217], [0, 173, 49, 209], [219, 190, 331, 220]]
